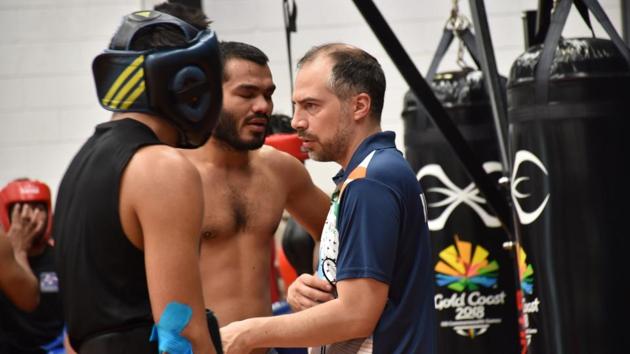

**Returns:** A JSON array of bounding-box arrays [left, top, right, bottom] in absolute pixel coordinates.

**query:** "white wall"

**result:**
[[0, 0, 623, 199], [0, 0, 142, 200]]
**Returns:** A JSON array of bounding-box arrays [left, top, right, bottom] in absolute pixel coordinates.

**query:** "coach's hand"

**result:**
[[287, 273, 334, 312]]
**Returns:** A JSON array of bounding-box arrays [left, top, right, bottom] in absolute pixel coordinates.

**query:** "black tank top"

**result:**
[[0, 245, 64, 353], [54, 119, 162, 349]]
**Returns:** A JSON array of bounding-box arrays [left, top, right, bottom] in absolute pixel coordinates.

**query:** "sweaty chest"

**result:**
[[201, 176, 285, 240]]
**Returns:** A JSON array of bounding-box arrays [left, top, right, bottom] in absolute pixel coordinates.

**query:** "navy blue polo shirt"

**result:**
[[315, 131, 436, 354]]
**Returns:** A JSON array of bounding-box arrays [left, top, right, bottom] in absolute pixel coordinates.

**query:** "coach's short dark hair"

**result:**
[[298, 43, 386, 122]]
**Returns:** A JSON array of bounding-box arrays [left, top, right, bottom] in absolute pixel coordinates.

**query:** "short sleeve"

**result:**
[[335, 178, 401, 284]]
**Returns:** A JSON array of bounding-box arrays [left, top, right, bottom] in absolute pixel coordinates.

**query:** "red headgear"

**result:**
[[0, 179, 53, 241], [265, 133, 308, 162]]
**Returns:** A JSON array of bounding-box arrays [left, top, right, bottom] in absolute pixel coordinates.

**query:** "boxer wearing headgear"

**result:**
[[54, 2, 222, 353], [178, 42, 330, 354], [0, 179, 65, 354], [92, 7, 222, 147], [0, 179, 53, 247]]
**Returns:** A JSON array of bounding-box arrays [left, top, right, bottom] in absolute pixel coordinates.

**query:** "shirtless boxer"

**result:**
[[181, 42, 329, 353]]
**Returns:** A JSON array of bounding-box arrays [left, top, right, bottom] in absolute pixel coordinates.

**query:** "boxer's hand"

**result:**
[[7, 204, 45, 254], [221, 320, 253, 354], [287, 273, 334, 312]]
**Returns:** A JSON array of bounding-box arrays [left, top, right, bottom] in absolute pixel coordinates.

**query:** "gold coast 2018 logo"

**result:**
[[435, 236, 499, 291], [434, 237, 506, 338]]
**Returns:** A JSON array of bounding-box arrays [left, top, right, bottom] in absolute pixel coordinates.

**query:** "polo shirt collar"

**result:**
[[332, 131, 396, 185]]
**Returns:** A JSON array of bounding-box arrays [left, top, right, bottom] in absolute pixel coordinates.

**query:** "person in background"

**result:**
[[0, 198, 40, 314], [0, 178, 65, 354]]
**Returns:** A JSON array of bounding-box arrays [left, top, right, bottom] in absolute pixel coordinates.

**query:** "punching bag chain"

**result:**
[[446, 0, 470, 32], [446, 0, 472, 69], [455, 32, 469, 68]]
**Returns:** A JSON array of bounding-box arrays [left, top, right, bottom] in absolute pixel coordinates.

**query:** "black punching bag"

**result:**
[[402, 27, 520, 354], [507, 1, 630, 353]]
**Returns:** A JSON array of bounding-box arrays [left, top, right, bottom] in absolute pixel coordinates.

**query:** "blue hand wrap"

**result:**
[[150, 302, 193, 354]]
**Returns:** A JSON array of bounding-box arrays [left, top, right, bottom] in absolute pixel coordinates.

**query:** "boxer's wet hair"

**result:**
[[219, 41, 269, 81]]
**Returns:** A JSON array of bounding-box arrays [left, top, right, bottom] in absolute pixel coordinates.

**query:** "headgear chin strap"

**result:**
[[92, 10, 223, 148], [0, 179, 53, 243]]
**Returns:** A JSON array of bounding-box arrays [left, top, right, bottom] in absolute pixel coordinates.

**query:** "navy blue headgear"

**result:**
[[92, 10, 223, 148]]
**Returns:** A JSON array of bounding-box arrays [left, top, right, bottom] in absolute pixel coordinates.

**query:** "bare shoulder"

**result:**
[[175, 146, 203, 167], [120, 145, 204, 247], [258, 145, 308, 178], [124, 145, 202, 199], [130, 145, 198, 176]]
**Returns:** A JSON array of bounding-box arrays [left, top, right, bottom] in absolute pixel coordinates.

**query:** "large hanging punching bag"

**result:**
[[507, 1, 630, 353], [402, 18, 520, 354]]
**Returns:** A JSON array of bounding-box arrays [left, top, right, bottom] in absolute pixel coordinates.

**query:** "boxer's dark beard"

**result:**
[[213, 111, 268, 151]]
